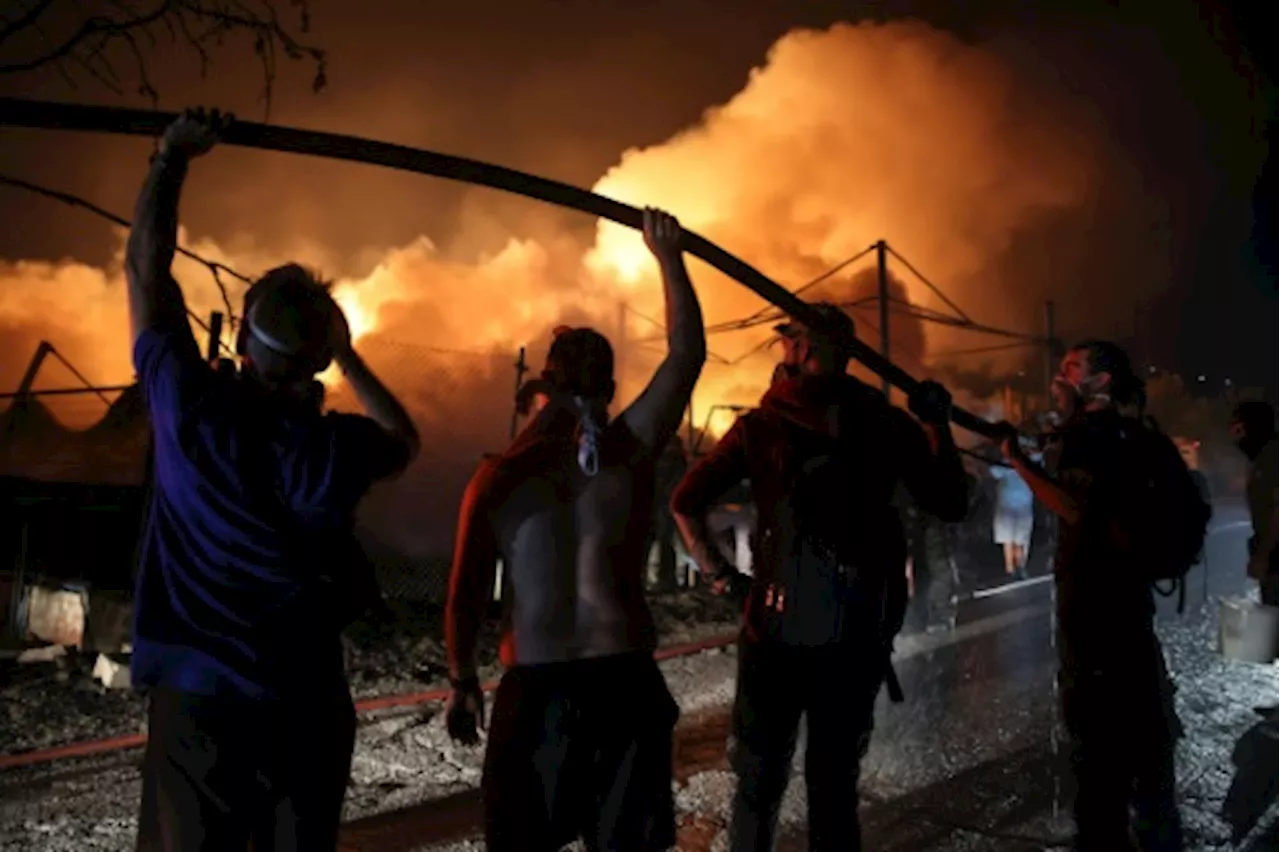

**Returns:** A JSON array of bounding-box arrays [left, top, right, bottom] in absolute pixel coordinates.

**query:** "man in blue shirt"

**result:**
[[128, 109, 420, 851]]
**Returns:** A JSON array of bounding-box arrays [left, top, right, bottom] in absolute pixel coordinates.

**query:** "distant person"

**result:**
[[989, 436, 1040, 580], [671, 303, 968, 851], [127, 110, 420, 851], [901, 486, 960, 634], [1228, 400, 1278, 721], [445, 209, 706, 851], [1002, 340, 1208, 851], [647, 433, 690, 592]]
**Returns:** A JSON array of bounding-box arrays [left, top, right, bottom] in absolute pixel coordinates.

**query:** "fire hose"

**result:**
[[0, 96, 1001, 440]]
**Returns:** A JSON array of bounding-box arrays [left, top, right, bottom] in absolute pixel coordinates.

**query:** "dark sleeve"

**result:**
[[325, 413, 415, 495], [892, 408, 968, 522], [132, 324, 211, 433], [670, 417, 751, 516]]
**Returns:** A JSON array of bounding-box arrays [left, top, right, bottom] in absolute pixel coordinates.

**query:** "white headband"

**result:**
[[247, 298, 302, 356]]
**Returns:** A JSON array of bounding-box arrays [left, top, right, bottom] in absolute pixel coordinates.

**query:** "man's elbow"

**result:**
[[668, 336, 707, 375], [670, 507, 698, 535], [669, 476, 707, 519]]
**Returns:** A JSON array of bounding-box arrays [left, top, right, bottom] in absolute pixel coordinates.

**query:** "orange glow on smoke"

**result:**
[[2, 20, 1102, 444]]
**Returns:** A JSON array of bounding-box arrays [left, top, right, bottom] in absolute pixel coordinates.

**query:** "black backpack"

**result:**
[[755, 405, 905, 648], [1116, 417, 1212, 608]]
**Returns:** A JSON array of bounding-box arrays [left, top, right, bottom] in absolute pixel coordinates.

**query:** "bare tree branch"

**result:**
[[0, 0, 57, 49], [0, 1, 325, 114], [0, 171, 250, 340]]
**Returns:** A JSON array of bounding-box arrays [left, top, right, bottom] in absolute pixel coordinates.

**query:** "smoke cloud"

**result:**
[[1, 20, 1122, 560]]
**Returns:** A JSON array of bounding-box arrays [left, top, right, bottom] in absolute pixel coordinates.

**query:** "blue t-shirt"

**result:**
[[131, 326, 407, 700], [990, 462, 1035, 512]]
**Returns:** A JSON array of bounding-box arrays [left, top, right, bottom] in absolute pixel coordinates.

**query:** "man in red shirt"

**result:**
[[671, 303, 967, 851]]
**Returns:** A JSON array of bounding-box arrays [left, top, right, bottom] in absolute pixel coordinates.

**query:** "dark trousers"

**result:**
[[1059, 636, 1183, 851], [136, 684, 356, 852], [728, 639, 884, 852], [482, 652, 679, 852]]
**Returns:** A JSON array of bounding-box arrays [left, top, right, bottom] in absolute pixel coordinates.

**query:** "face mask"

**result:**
[[1053, 372, 1109, 414]]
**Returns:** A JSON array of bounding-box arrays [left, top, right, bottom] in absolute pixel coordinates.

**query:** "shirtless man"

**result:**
[[445, 208, 706, 852]]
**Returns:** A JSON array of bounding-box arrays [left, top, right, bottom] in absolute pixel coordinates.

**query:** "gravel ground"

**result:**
[[0, 588, 741, 852], [0, 588, 742, 758], [2, 559, 1275, 851]]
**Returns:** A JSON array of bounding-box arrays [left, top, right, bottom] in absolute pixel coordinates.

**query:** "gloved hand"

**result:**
[[907, 380, 953, 426], [446, 676, 485, 745]]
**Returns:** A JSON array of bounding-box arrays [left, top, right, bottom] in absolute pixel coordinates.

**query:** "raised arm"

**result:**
[[328, 304, 422, 473], [671, 417, 751, 591], [1002, 433, 1083, 525], [620, 208, 708, 451], [125, 109, 230, 349]]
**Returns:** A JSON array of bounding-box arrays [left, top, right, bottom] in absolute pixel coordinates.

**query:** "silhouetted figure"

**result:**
[[989, 438, 1039, 580], [127, 110, 420, 852], [671, 303, 968, 851], [901, 487, 959, 634], [647, 433, 689, 591], [445, 209, 706, 852], [1229, 399, 1278, 721], [1002, 340, 1196, 851], [1230, 400, 1278, 608]]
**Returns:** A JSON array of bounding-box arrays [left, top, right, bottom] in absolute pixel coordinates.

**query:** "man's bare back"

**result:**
[[489, 416, 657, 664], [446, 206, 706, 685], [443, 209, 706, 851]]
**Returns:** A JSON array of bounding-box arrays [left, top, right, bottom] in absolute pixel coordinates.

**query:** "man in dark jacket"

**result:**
[[1002, 340, 1184, 851], [671, 302, 968, 851]]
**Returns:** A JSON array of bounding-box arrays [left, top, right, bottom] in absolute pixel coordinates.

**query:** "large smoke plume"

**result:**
[[1, 21, 1137, 562]]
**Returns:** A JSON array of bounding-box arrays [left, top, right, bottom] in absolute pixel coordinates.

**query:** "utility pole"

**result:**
[[877, 240, 890, 399], [509, 346, 528, 439], [206, 311, 223, 363], [1044, 299, 1057, 392]]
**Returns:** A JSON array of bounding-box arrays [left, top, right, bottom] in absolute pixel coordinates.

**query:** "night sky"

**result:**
[[0, 0, 1274, 395]]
